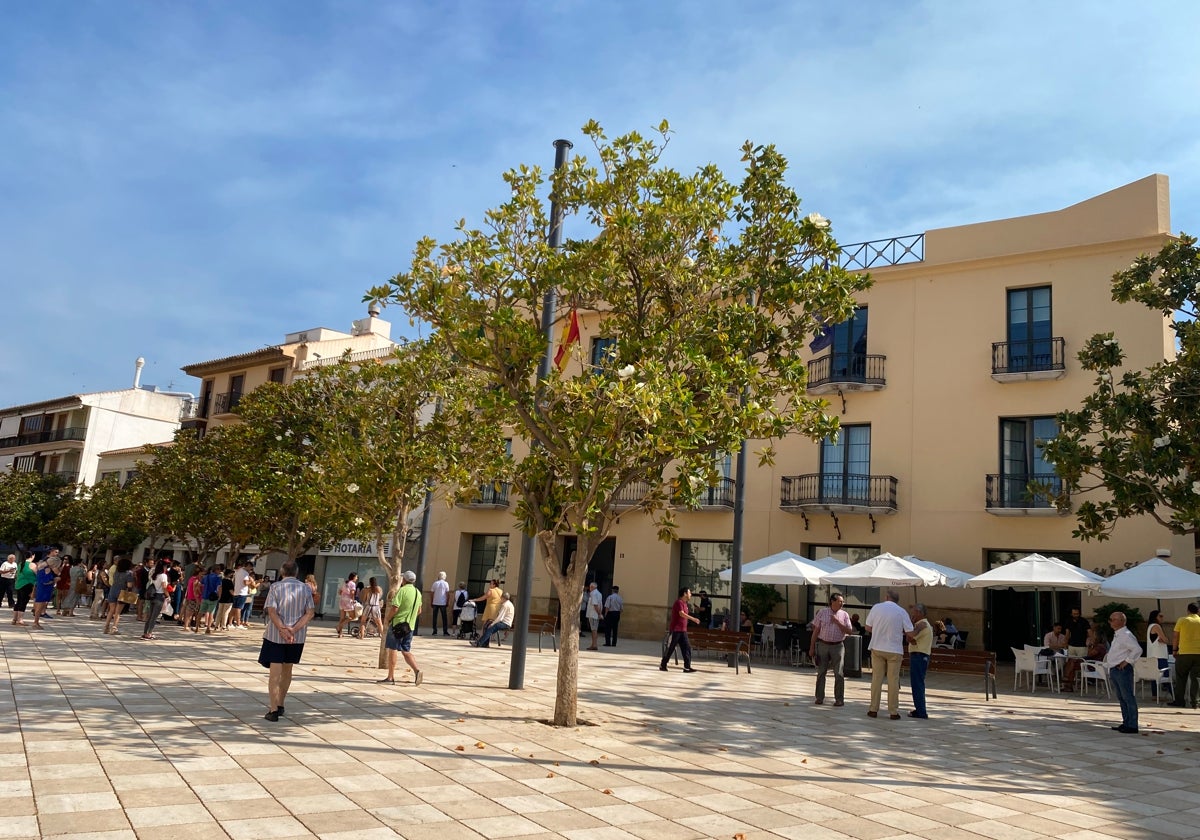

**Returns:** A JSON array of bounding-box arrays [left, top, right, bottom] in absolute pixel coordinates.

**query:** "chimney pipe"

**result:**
[[134, 357, 145, 389]]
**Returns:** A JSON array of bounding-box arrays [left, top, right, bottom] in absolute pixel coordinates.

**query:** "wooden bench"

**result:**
[[664, 629, 753, 674], [496, 612, 559, 652], [902, 648, 997, 701]]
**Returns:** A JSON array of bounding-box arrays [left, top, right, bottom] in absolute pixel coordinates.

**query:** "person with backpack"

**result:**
[[452, 581, 469, 631], [141, 559, 169, 640]]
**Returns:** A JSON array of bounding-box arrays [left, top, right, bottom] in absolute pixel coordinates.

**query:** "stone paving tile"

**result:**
[[11, 621, 1200, 840]]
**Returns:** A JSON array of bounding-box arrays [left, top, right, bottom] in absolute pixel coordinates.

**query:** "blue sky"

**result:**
[[3, 1, 1199, 403]]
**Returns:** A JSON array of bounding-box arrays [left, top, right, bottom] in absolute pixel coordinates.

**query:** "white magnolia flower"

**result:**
[[806, 212, 830, 229], [354, 517, 365, 526], [616, 364, 635, 380], [301, 437, 312, 446], [308, 463, 325, 474], [284, 429, 293, 437], [1153, 435, 1171, 449], [681, 256, 694, 268], [1102, 338, 1117, 346], [275, 435, 283, 441], [1193, 281, 1200, 297], [346, 483, 360, 494], [1192, 481, 1200, 495], [688, 475, 703, 489]]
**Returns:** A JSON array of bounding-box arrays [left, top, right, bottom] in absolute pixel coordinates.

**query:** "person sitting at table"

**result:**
[[943, 617, 958, 637], [1043, 622, 1069, 654], [738, 610, 753, 633], [934, 620, 953, 647], [1062, 627, 1108, 692], [850, 614, 864, 634]]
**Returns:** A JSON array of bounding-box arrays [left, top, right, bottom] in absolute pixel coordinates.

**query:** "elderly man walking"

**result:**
[[1105, 611, 1141, 733], [258, 560, 314, 722], [808, 592, 853, 707], [866, 590, 915, 720]]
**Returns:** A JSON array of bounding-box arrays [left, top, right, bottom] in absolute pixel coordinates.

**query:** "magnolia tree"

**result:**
[[44, 477, 146, 559], [1043, 233, 1200, 539], [0, 471, 71, 549], [369, 121, 870, 726], [291, 344, 505, 666]]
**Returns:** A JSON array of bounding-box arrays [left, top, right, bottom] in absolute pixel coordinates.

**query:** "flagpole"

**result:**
[[509, 138, 573, 691]]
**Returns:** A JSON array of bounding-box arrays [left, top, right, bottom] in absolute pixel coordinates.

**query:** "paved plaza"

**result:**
[[2, 616, 1199, 840]]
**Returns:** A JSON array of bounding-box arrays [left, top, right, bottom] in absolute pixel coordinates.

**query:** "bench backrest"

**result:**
[[528, 613, 558, 632]]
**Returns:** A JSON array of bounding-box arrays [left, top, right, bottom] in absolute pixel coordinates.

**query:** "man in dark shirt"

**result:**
[[696, 590, 713, 629], [1066, 607, 1090, 657]]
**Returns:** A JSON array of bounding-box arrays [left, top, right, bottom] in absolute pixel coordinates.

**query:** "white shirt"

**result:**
[[153, 572, 169, 596], [495, 599, 515, 627], [432, 578, 450, 606], [587, 588, 603, 619], [233, 568, 248, 594], [0, 559, 16, 579], [865, 600, 914, 654], [1105, 625, 1141, 669]]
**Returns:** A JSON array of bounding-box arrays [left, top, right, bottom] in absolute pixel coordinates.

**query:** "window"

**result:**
[[820, 424, 871, 501], [13, 455, 36, 472], [999, 417, 1058, 507], [1007, 286, 1052, 372], [199, 379, 213, 418], [229, 374, 245, 396], [468, 535, 509, 597], [678, 540, 732, 615], [123, 470, 139, 486], [98, 471, 120, 483], [269, 367, 286, 384], [809, 544, 881, 612], [590, 337, 617, 371], [19, 415, 44, 435], [814, 307, 868, 378]]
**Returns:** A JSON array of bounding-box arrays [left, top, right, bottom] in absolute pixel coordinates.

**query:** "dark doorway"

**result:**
[[986, 589, 1081, 660], [560, 537, 616, 632]]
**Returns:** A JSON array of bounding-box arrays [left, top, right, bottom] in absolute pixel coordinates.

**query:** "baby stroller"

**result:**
[[457, 600, 477, 640]]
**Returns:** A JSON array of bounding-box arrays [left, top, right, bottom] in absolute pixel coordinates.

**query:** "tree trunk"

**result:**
[[543, 531, 595, 727]]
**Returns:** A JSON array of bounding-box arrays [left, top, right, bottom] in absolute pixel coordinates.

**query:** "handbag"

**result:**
[[117, 590, 139, 605]]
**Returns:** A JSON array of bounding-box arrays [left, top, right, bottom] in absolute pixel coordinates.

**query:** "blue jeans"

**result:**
[[476, 620, 510, 647], [1110, 662, 1138, 730], [909, 652, 929, 717]]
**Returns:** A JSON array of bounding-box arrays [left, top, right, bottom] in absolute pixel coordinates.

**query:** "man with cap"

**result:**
[[380, 570, 423, 686]]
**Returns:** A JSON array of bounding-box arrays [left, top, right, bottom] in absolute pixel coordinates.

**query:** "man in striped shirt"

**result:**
[[808, 592, 854, 707], [258, 560, 314, 722]]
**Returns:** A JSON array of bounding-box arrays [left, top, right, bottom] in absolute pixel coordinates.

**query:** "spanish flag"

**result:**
[[553, 308, 581, 371]]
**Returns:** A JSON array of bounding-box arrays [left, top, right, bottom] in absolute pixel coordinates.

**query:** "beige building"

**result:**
[[177, 307, 400, 606], [420, 174, 1194, 652]]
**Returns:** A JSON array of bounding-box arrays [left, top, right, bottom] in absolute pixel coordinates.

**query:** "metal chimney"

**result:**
[[134, 357, 145, 389]]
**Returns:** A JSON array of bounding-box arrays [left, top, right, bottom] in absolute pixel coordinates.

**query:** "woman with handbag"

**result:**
[[141, 559, 169, 640], [104, 557, 136, 635], [89, 561, 109, 620]]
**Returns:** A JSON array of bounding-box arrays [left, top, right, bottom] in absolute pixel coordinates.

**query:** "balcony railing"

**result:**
[[461, 482, 511, 509], [613, 480, 652, 508], [678, 477, 736, 510], [212, 391, 243, 415], [807, 353, 887, 393], [991, 338, 1066, 381], [0, 426, 87, 449], [780, 473, 899, 514], [49, 471, 79, 483], [838, 234, 924, 270], [985, 474, 1066, 515]]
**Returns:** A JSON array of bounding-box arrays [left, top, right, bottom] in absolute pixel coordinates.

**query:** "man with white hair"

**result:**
[[431, 571, 451, 636], [866, 590, 915, 720], [1105, 611, 1141, 733], [473, 591, 514, 648], [379, 570, 423, 686]]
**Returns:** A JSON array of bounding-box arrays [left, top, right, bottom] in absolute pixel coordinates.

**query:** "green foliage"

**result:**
[[44, 478, 146, 556], [0, 471, 71, 547], [740, 583, 784, 623], [1041, 233, 1200, 540], [1091, 602, 1145, 641], [368, 120, 869, 725]]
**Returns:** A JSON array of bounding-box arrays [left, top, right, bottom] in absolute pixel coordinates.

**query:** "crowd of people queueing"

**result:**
[[4, 549, 264, 640]]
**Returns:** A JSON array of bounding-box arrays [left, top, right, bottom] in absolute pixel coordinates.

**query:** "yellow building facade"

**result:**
[[419, 174, 1194, 652]]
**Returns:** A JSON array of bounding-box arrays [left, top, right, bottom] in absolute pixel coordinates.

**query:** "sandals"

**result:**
[[376, 677, 395, 684]]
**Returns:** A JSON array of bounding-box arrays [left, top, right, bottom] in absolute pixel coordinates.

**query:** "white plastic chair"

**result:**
[[1134, 657, 1173, 704], [1080, 660, 1110, 697], [1013, 648, 1057, 692]]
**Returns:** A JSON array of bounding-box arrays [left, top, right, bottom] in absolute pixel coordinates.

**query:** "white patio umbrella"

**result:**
[[1099, 557, 1200, 605], [718, 550, 831, 586], [810, 555, 851, 574], [964, 553, 1104, 591], [902, 555, 974, 588], [818, 552, 944, 588], [965, 553, 1104, 644]]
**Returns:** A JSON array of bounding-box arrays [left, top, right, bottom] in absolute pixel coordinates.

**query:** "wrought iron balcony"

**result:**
[[461, 482, 511, 509], [0, 426, 87, 450], [839, 234, 924, 270], [612, 480, 652, 508], [807, 353, 887, 394], [991, 338, 1066, 382], [49, 471, 79, 483], [780, 473, 898, 515], [212, 391, 243, 415], [677, 477, 736, 510], [985, 474, 1067, 516]]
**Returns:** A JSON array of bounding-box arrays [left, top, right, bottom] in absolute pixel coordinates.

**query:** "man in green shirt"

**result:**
[[379, 570, 424, 686]]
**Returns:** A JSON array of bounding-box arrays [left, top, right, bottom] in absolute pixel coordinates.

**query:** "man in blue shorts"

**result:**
[[379, 570, 423, 686], [258, 560, 314, 722]]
